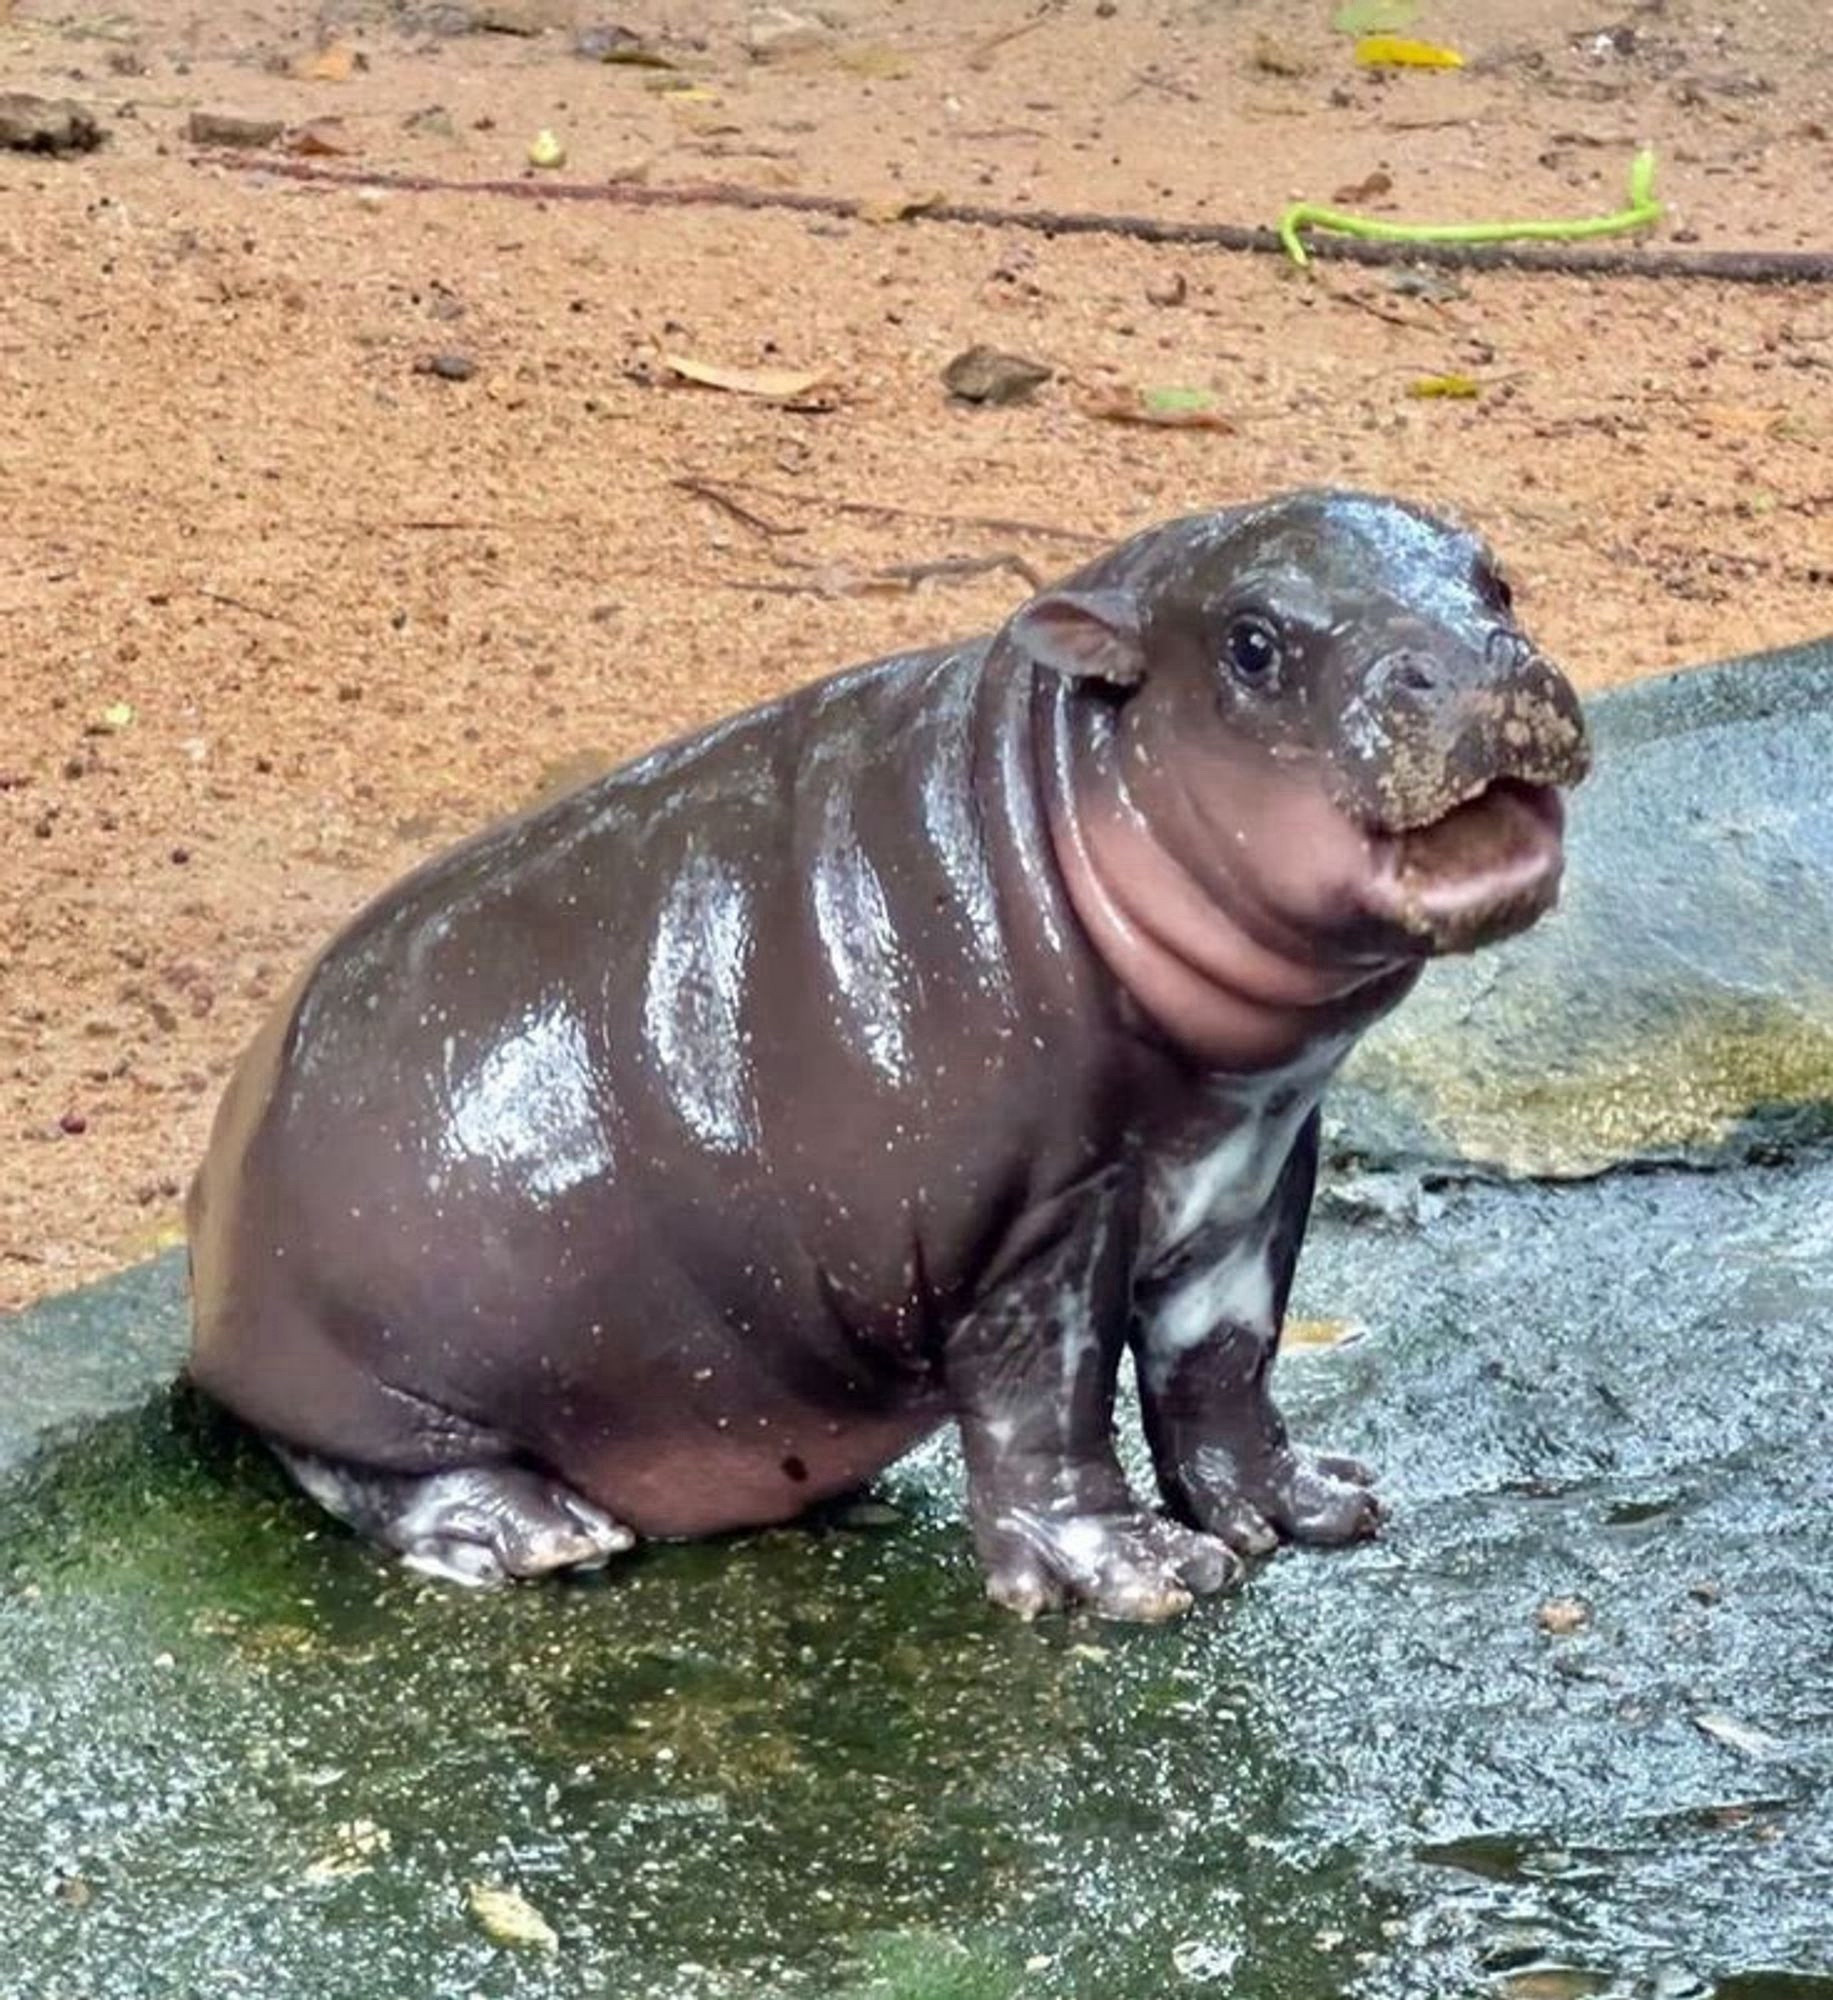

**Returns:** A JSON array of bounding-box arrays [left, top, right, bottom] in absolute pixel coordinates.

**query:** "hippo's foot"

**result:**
[[274, 1447, 635, 1587], [980, 1505, 1242, 1624], [1173, 1443, 1382, 1558]]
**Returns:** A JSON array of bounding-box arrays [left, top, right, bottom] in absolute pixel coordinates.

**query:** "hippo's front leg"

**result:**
[[944, 1174, 1239, 1623], [1133, 1112, 1381, 1558]]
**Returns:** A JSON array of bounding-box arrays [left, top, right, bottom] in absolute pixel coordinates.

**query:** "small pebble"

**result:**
[[416, 351, 477, 382], [59, 1111, 88, 1135]]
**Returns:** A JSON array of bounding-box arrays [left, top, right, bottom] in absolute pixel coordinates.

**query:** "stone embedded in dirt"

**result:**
[[941, 344, 1052, 406], [416, 351, 478, 381], [574, 22, 674, 64], [744, 6, 835, 62], [1145, 271, 1188, 307], [187, 110, 284, 150], [0, 93, 106, 156]]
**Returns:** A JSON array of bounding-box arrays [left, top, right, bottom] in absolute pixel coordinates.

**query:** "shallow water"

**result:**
[[4, 1158, 1831, 1998]]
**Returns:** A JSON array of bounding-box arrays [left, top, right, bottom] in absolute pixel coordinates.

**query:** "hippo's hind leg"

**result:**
[[275, 1447, 635, 1588]]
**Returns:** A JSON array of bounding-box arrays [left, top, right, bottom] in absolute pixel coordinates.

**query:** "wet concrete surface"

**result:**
[[4, 1152, 1830, 1998]]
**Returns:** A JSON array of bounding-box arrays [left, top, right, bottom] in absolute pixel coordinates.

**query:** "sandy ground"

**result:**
[[1, 0, 1830, 1311]]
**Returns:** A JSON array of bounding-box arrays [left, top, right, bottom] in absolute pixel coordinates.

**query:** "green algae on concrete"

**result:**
[[6, 1158, 1833, 1999], [1330, 638, 1833, 1182]]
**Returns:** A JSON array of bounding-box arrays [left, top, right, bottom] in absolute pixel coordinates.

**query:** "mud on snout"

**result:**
[[1341, 642, 1592, 956]]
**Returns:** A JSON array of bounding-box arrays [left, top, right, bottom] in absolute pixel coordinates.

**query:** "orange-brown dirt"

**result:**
[[2, 0, 1829, 1311]]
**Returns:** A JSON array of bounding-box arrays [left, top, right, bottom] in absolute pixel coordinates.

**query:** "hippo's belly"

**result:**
[[566, 1397, 950, 1539]]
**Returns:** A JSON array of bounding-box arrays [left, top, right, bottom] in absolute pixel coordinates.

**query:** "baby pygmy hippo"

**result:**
[[187, 490, 1589, 1621]]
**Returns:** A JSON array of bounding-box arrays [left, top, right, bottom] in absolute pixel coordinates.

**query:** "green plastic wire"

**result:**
[[1278, 147, 1661, 267]]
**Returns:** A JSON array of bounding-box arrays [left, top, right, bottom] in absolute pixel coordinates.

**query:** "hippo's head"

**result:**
[[1012, 490, 1590, 975]]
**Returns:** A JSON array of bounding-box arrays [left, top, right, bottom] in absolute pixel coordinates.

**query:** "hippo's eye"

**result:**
[[1480, 565, 1515, 615], [1223, 615, 1282, 688]]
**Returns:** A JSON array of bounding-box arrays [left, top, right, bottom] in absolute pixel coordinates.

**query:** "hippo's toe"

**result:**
[[981, 1506, 1243, 1624], [273, 1448, 636, 1588]]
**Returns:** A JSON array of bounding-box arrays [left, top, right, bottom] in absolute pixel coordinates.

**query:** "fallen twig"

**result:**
[[211, 155, 1833, 285], [966, 5, 1062, 72], [684, 477, 1106, 549], [730, 550, 1045, 598], [672, 475, 805, 538], [197, 586, 293, 625]]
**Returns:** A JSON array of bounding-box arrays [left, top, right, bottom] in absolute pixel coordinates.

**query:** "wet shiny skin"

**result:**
[[186, 489, 1589, 1617]]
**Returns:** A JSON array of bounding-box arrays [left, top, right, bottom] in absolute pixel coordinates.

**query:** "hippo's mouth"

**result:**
[[1364, 778, 1566, 953]]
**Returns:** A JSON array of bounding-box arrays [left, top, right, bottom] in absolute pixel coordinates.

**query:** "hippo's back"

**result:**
[[186, 637, 1114, 1489]]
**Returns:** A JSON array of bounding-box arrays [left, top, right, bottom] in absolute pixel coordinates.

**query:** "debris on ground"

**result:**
[[0, 93, 105, 154], [941, 344, 1052, 406], [187, 110, 283, 149]]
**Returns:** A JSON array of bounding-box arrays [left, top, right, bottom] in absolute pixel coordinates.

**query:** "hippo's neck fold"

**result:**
[[1037, 684, 1420, 1074]]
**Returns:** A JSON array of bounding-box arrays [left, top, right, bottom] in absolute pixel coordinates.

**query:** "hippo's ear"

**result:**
[[1007, 587, 1146, 688]]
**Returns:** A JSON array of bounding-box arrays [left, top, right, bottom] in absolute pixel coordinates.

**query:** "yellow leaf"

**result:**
[[468, 1882, 559, 1952], [527, 128, 566, 168], [99, 700, 135, 731], [1354, 33, 1464, 68], [1282, 1317, 1366, 1351], [1408, 373, 1482, 399], [661, 353, 830, 401], [291, 40, 357, 81]]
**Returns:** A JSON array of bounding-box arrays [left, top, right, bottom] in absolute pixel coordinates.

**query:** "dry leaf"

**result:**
[[1408, 373, 1482, 399], [284, 116, 355, 156], [1282, 1317, 1366, 1351], [468, 1882, 559, 1952], [292, 40, 358, 82], [1694, 1711, 1783, 1760], [304, 1820, 391, 1884], [857, 188, 945, 225], [528, 127, 566, 168], [1083, 386, 1233, 431], [1331, 169, 1393, 203], [670, 104, 742, 135], [1536, 1596, 1590, 1636], [1354, 33, 1464, 69], [661, 353, 830, 401]]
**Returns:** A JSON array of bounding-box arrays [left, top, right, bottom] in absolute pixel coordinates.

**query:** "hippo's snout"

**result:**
[[1339, 634, 1590, 835]]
